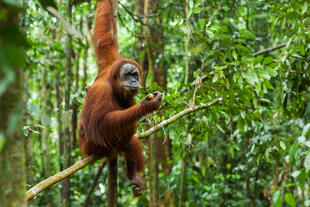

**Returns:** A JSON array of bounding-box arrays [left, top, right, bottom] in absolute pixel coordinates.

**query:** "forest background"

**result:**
[[0, 0, 310, 206]]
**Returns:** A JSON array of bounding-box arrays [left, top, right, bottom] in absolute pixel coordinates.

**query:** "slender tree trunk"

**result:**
[[82, 44, 89, 90], [184, 0, 190, 84], [144, 1, 173, 206], [144, 0, 155, 86], [62, 0, 73, 206], [40, 67, 55, 207], [82, 5, 92, 90], [143, 2, 158, 204], [151, 136, 159, 207], [0, 8, 26, 207], [55, 70, 64, 172], [71, 51, 80, 150], [55, 68, 65, 204], [41, 67, 51, 178], [135, 0, 149, 88], [25, 130, 33, 185], [24, 71, 33, 186], [107, 158, 118, 207], [179, 157, 187, 207], [107, 1, 118, 206]]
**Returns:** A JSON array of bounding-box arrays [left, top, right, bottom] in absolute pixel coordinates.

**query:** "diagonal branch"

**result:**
[[25, 98, 221, 201], [253, 43, 285, 57], [45, 6, 85, 40], [26, 155, 100, 201], [138, 98, 221, 138]]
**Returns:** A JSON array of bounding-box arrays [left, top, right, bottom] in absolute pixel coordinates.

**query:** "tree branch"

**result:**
[[138, 98, 221, 138], [25, 98, 221, 200], [253, 43, 285, 57], [45, 6, 85, 40], [26, 155, 100, 201]]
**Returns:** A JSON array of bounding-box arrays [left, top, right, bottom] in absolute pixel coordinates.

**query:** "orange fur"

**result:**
[[78, 0, 158, 197]]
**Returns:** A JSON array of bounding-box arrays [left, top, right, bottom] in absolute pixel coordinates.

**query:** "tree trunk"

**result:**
[[24, 130, 33, 185], [135, 0, 149, 89], [40, 66, 55, 207], [143, 0, 155, 86], [178, 158, 187, 207], [41, 67, 51, 178], [24, 72, 33, 186], [151, 136, 159, 207], [143, 0, 173, 206], [107, 158, 118, 207], [184, 0, 190, 84], [55, 68, 65, 204], [55, 69, 64, 172], [0, 7, 26, 207], [82, 44, 89, 90], [146, 136, 154, 207], [107, 1, 119, 206], [0, 73, 26, 207], [62, 0, 73, 206], [71, 50, 80, 150]]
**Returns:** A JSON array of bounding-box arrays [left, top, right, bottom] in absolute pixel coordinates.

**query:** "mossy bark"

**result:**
[[0, 60, 26, 206]]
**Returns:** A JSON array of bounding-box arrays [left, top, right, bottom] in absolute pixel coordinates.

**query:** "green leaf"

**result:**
[[302, 123, 310, 137], [299, 168, 306, 188], [263, 57, 274, 65], [193, 7, 202, 14], [266, 67, 278, 77], [189, 0, 194, 9], [304, 153, 310, 171], [206, 30, 214, 39], [280, 141, 286, 150], [272, 190, 282, 207], [302, 2, 308, 14], [285, 193, 296, 207], [298, 43, 305, 55], [260, 69, 271, 80], [236, 45, 250, 54], [291, 171, 300, 178], [216, 124, 225, 133], [232, 50, 238, 60], [199, 18, 206, 30], [0, 132, 5, 152], [212, 73, 219, 83], [243, 33, 256, 39], [245, 70, 258, 85]]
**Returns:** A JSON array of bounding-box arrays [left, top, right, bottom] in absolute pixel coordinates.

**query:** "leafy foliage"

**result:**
[[20, 0, 310, 206]]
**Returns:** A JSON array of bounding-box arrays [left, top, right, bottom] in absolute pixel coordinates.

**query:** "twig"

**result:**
[[119, 1, 158, 23], [26, 155, 100, 201], [253, 43, 285, 57], [45, 6, 85, 40], [83, 161, 107, 207], [119, 1, 143, 23]]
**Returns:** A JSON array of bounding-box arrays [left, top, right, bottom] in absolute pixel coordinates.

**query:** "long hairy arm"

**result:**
[[93, 0, 120, 71]]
